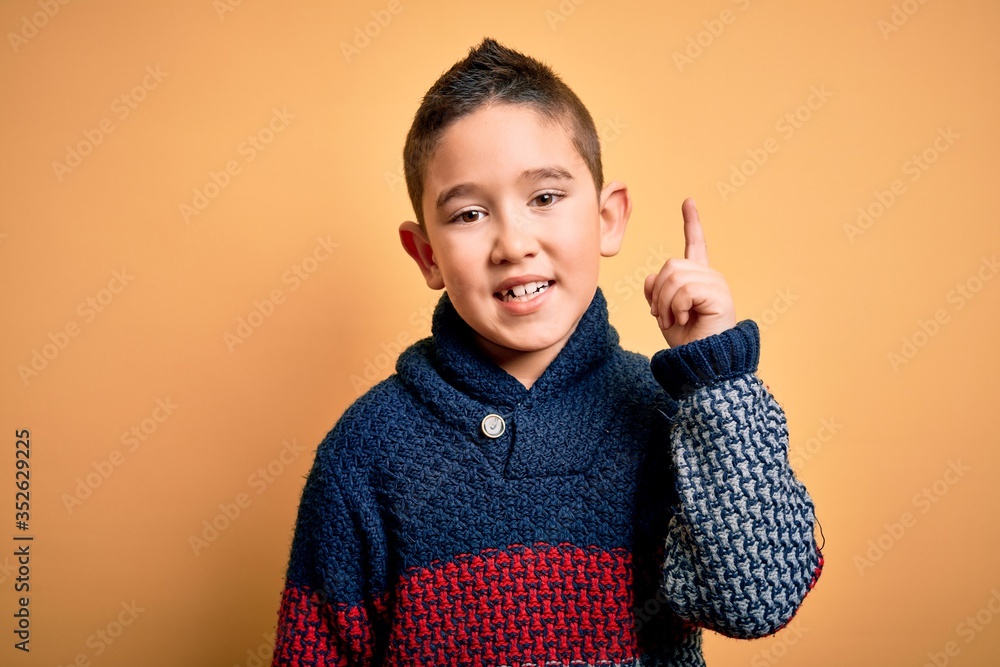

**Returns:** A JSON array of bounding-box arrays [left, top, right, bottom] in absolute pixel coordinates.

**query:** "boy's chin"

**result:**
[[472, 320, 581, 357]]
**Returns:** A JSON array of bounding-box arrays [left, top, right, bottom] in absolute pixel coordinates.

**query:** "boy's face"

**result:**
[[399, 103, 630, 370]]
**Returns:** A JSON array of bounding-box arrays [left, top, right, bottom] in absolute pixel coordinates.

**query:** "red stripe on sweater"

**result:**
[[272, 584, 386, 666], [272, 543, 639, 666], [384, 543, 637, 666]]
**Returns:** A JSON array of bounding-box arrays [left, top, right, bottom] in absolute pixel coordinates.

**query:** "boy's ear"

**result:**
[[398, 221, 445, 289], [598, 180, 631, 257]]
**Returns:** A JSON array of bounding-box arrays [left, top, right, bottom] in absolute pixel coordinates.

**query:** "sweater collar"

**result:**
[[394, 287, 620, 479], [424, 286, 618, 406]]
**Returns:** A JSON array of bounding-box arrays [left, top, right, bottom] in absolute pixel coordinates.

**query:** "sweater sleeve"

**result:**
[[271, 430, 388, 666], [649, 320, 823, 639]]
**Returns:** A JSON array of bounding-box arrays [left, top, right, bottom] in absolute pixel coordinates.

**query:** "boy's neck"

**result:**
[[472, 323, 580, 390]]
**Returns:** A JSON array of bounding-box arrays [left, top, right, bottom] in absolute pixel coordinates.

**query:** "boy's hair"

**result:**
[[403, 37, 604, 228]]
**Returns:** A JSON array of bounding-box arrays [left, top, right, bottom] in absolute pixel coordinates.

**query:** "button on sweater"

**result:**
[[271, 287, 823, 666]]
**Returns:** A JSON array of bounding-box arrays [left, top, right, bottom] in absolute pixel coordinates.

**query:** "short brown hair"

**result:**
[[402, 37, 604, 227]]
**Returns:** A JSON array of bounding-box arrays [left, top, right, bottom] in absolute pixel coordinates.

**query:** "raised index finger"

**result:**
[[682, 197, 709, 266]]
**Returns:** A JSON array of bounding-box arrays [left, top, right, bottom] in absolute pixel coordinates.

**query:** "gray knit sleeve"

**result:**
[[650, 324, 823, 638]]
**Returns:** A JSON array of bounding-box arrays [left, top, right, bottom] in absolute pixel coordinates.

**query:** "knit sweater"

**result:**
[[271, 287, 822, 666]]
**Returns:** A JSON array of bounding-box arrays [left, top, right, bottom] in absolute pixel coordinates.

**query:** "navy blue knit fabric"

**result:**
[[272, 287, 822, 666]]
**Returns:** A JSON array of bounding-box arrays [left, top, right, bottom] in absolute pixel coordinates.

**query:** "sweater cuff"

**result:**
[[650, 319, 760, 399]]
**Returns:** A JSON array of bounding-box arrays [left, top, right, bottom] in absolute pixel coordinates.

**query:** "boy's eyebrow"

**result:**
[[519, 166, 574, 183], [435, 166, 574, 211], [435, 183, 477, 211]]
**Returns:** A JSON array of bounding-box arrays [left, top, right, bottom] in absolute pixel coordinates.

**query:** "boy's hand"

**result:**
[[643, 198, 737, 348]]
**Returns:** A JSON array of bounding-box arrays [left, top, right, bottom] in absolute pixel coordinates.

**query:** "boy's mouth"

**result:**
[[494, 280, 553, 303]]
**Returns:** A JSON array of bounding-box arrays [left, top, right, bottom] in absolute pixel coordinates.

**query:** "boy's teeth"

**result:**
[[499, 280, 551, 302]]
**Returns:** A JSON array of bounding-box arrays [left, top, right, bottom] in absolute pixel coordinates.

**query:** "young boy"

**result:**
[[271, 37, 822, 666]]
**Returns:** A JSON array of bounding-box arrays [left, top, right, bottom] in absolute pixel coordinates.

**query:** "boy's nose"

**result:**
[[490, 212, 539, 264]]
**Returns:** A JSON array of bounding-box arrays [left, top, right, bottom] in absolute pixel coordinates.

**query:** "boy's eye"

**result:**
[[531, 192, 563, 207], [451, 209, 484, 224]]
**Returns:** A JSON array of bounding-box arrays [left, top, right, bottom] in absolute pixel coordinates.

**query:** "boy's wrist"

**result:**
[[650, 319, 760, 399]]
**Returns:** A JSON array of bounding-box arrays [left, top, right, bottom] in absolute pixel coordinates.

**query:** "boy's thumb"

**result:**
[[643, 274, 656, 305]]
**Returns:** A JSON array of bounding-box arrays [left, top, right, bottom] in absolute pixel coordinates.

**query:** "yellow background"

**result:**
[[2, 0, 999, 665]]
